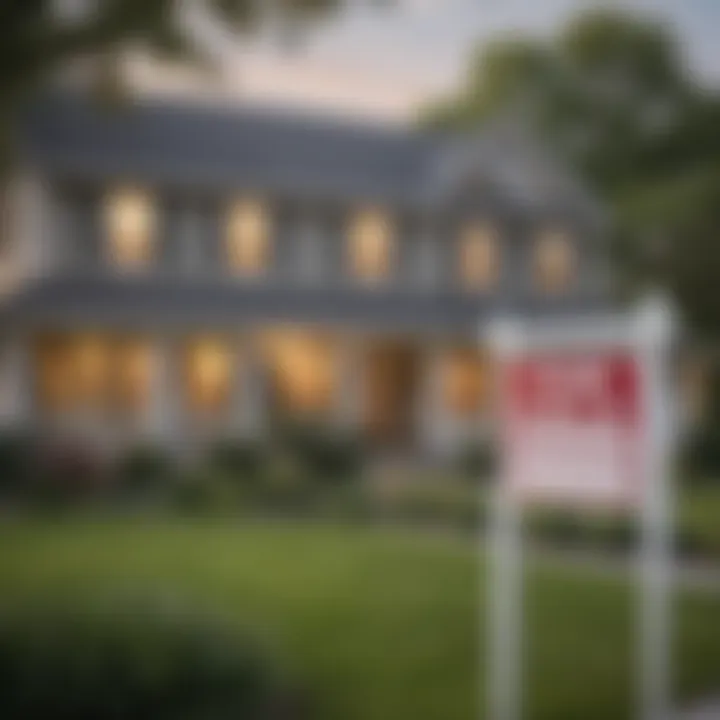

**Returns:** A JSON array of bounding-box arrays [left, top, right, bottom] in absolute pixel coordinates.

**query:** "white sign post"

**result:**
[[486, 296, 675, 720]]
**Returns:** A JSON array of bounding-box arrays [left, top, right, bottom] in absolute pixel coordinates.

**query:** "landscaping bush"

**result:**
[[525, 509, 586, 547], [276, 421, 364, 483], [377, 482, 483, 531], [0, 598, 292, 720], [31, 441, 110, 508], [255, 450, 318, 513], [456, 440, 497, 482], [206, 437, 267, 483], [173, 470, 245, 515], [115, 444, 175, 497], [0, 430, 34, 498], [680, 425, 720, 480]]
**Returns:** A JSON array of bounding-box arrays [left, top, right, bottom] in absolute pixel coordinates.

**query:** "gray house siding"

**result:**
[[6, 93, 611, 338]]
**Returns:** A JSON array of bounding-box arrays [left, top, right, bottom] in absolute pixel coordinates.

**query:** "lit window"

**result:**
[[114, 340, 152, 412], [74, 336, 110, 405], [349, 209, 392, 282], [105, 189, 155, 269], [35, 336, 78, 412], [459, 224, 498, 290], [263, 332, 336, 415], [441, 348, 487, 419], [34, 334, 151, 415], [227, 199, 270, 275], [536, 230, 574, 292], [185, 339, 233, 415]]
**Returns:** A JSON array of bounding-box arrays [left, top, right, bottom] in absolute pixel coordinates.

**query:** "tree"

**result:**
[[0, 0, 339, 167], [423, 10, 720, 340]]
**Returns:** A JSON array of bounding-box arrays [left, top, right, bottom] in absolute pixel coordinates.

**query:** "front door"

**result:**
[[364, 342, 420, 449]]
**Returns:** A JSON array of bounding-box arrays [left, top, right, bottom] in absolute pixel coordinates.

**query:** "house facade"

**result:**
[[0, 94, 609, 459]]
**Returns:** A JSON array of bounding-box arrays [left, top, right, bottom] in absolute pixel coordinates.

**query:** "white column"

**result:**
[[336, 336, 363, 431], [145, 339, 179, 447], [0, 338, 32, 429], [419, 345, 454, 457], [232, 337, 266, 439]]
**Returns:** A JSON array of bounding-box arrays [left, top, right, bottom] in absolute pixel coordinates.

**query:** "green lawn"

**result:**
[[681, 483, 720, 556], [0, 519, 718, 720]]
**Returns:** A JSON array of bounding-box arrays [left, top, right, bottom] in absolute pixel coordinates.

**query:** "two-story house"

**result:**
[[0, 93, 609, 459]]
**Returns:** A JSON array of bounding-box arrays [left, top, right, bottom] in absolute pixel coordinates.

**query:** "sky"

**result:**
[[148, 0, 720, 122]]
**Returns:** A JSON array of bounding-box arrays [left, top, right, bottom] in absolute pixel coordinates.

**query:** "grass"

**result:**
[[681, 482, 720, 556], [0, 519, 719, 720]]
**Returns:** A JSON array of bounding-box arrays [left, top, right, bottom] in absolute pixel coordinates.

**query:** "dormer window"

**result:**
[[105, 189, 155, 270], [459, 223, 498, 290], [227, 199, 271, 276], [535, 229, 574, 292], [349, 209, 392, 283]]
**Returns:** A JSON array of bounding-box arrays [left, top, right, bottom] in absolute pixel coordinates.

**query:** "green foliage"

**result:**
[[255, 450, 318, 512], [0, 598, 286, 720], [377, 481, 483, 531], [456, 441, 497, 482], [116, 444, 175, 496], [206, 437, 267, 483], [423, 9, 720, 343], [680, 425, 720, 480], [0, 430, 34, 497], [3, 521, 720, 720], [32, 441, 110, 508], [276, 421, 364, 483], [173, 469, 245, 515]]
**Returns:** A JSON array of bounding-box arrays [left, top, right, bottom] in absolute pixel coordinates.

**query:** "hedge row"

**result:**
[[0, 423, 364, 510], [0, 599, 298, 719]]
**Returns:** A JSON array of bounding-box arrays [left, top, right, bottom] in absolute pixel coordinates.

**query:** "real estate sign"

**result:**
[[486, 297, 675, 720], [501, 351, 643, 507]]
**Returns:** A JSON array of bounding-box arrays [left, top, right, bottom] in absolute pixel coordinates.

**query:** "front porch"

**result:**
[[0, 328, 491, 459]]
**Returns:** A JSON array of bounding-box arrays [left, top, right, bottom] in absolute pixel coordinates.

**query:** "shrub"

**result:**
[[525, 509, 585, 547], [255, 450, 318, 513], [277, 421, 364, 483], [206, 438, 267, 483], [0, 598, 291, 720], [377, 482, 483, 531], [173, 470, 245, 515], [680, 425, 720, 480], [116, 444, 175, 497], [32, 441, 109, 508], [0, 430, 34, 498], [456, 441, 497, 483]]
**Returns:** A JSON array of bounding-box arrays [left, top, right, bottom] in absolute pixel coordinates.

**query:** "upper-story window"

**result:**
[[348, 209, 392, 283], [227, 199, 271, 276], [459, 223, 498, 290], [535, 229, 575, 292], [105, 189, 155, 270]]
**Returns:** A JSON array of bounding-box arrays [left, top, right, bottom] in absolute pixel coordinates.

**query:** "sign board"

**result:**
[[486, 298, 675, 720], [501, 351, 644, 508]]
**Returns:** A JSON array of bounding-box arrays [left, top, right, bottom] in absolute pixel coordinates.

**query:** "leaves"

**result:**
[[423, 9, 720, 340]]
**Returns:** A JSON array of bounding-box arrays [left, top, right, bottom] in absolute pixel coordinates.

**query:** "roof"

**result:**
[[19, 93, 601, 219], [20, 94, 443, 206]]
